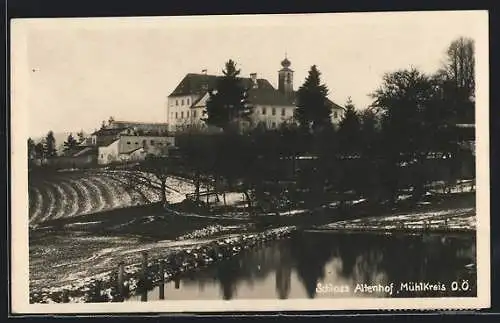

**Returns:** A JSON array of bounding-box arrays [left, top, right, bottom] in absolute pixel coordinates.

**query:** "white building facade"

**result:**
[[166, 57, 345, 132], [97, 135, 175, 165]]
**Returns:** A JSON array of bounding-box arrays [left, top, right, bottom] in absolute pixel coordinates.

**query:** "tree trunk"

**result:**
[[214, 177, 220, 203], [195, 169, 201, 202], [243, 190, 252, 214], [161, 179, 167, 206], [412, 155, 427, 201]]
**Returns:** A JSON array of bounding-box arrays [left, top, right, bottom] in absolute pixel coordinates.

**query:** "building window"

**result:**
[[181, 99, 184, 105], [135, 142, 139, 145], [187, 98, 190, 105], [271, 122, 276, 128], [176, 100, 178, 106], [127, 141, 131, 145], [272, 108, 276, 116], [143, 139, 147, 146], [175, 112, 178, 119], [187, 111, 190, 118], [150, 140, 155, 145], [334, 111, 338, 119], [262, 107, 267, 115], [101, 154, 104, 159], [281, 108, 286, 116], [193, 110, 197, 118], [181, 111, 184, 118]]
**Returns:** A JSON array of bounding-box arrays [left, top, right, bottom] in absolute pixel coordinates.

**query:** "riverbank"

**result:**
[[29, 226, 295, 304], [314, 206, 475, 233]]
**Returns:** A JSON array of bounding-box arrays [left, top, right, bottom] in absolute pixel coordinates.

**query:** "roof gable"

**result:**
[[168, 73, 275, 97]]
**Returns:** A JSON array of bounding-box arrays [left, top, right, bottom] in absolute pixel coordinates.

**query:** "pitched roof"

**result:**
[[72, 146, 97, 157], [121, 147, 145, 155], [168, 73, 275, 97], [247, 89, 345, 110], [170, 73, 346, 110], [247, 88, 296, 106], [91, 127, 128, 136], [327, 99, 345, 111], [111, 120, 169, 127], [62, 146, 97, 157]]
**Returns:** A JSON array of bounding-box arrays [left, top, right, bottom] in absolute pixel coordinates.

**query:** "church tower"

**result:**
[[278, 55, 294, 96]]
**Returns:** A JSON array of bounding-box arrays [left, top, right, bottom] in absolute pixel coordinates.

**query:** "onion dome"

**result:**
[[281, 57, 291, 68]]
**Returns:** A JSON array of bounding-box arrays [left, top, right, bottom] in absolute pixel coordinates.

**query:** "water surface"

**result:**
[[127, 231, 476, 301]]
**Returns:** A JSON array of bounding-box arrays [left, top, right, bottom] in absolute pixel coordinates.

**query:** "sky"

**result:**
[[13, 11, 487, 138]]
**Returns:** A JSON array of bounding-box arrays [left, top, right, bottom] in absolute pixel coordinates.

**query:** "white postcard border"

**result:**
[[10, 11, 490, 314]]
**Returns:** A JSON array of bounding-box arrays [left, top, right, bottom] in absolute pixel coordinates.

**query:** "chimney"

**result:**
[[250, 73, 258, 88]]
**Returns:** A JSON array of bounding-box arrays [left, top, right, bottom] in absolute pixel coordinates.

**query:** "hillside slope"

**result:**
[[28, 170, 195, 228]]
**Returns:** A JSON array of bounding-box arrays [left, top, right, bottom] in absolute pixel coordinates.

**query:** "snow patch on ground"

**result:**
[[318, 207, 476, 232]]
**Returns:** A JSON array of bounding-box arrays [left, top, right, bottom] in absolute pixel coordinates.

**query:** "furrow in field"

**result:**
[[51, 182, 69, 219], [37, 182, 57, 223], [91, 176, 130, 209], [28, 186, 43, 224], [88, 176, 115, 212], [78, 178, 104, 214], [58, 181, 80, 218], [69, 178, 93, 216]]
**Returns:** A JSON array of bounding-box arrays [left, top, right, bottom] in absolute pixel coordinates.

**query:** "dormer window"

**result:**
[[262, 107, 267, 115]]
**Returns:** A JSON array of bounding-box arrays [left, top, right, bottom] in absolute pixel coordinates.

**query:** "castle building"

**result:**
[[89, 126, 175, 165], [166, 57, 345, 132]]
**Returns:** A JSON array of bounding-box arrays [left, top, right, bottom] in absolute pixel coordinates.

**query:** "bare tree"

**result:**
[[439, 37, 475, 100], [134, 155, 171, 206]]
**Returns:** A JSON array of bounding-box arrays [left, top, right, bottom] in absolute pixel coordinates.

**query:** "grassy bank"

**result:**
[[30, 226, 295, 304]]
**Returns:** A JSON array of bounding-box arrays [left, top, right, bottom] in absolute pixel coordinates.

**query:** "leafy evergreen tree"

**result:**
[[77, 130, 86, 144], [34, 142, 45, 164], [27, 138, 36, 160], [203, 59, 253, 133], [359, 108, 379, 157], [44, 131, 57, 157], [294, 65, 331, 132], [337, 97, 361, 156], [63, 133, 79, 153]]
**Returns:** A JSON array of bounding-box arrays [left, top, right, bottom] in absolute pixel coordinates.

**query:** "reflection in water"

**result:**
[[127, 232, 476, 301]]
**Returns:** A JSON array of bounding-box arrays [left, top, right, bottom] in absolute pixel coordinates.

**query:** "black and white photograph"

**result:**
[[10, 10, 489, 313]]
